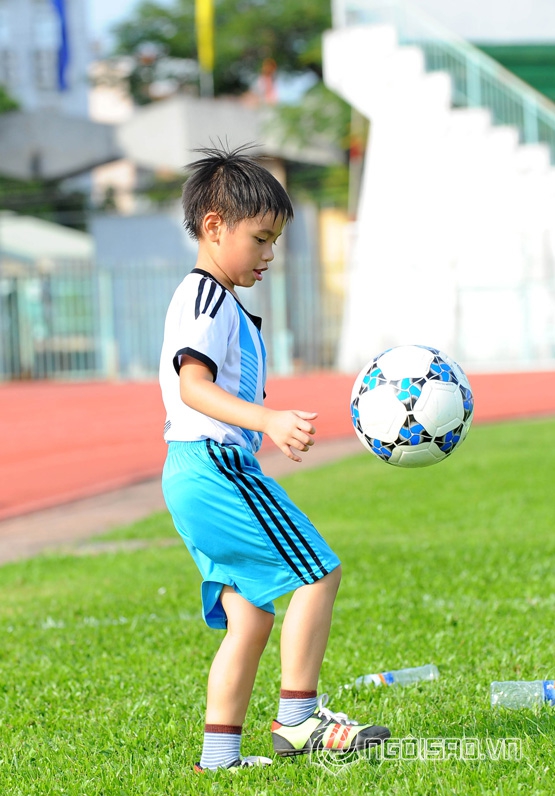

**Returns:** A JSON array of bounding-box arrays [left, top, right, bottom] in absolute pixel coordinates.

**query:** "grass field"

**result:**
[[1, 418, 555, 795]]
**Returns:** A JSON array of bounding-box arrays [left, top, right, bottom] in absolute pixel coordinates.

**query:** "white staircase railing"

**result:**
[[332, 0, 555, 163], [324, 3, 555, 371]]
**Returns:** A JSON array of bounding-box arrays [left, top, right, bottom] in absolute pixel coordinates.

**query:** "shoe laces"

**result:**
[[315, 693, 359, 726], [237, 755, 273, 768]]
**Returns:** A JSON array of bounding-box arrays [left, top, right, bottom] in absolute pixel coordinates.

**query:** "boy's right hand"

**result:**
[[263, 410, 318, 462]]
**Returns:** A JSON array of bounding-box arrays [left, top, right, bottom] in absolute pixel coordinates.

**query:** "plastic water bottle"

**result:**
[[491, 680, 555, 709], [347, 663, 440, 690]]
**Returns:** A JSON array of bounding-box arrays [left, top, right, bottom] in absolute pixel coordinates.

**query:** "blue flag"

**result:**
[[51, 0, 69, 91]]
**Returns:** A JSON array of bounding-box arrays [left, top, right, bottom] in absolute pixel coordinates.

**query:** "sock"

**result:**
[[199, 724, 242, 770], [276, 689, 318, 726]]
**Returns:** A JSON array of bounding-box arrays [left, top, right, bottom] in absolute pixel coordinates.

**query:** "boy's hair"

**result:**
[[182, 143, 294, 240]]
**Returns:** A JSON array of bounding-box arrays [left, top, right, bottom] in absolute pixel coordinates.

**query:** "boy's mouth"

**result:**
[[253, 269, 265, 281]]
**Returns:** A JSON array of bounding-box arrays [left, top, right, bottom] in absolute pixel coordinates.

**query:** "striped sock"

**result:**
[[199, 724, 242, 770], [276, 689, 318, 726]]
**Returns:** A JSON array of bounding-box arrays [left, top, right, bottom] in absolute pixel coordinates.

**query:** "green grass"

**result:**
[[1, 418, 555, 795]]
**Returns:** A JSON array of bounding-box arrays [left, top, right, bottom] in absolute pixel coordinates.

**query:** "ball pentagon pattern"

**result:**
[[350, 345, 474, 468]]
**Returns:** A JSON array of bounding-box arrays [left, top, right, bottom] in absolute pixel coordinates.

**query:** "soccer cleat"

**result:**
[[271, 693, 390, 756], [194, 755, 273, 772]]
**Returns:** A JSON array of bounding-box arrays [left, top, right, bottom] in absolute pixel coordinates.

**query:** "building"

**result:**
[[0, 0, 89, 116]]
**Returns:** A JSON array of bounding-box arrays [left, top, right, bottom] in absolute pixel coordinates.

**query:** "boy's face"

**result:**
[[202, 211, 285, 293]]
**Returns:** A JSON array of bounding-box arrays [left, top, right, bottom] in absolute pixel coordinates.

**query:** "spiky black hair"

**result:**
[[181, 142, 294, 239]]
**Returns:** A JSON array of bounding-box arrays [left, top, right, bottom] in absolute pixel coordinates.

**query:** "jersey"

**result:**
[[159, 268, 267, 454]]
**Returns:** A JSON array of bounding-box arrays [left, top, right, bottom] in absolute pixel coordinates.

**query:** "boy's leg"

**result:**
[[206, 585, 274, 724], [275, 567, 341, 727], [280, 566, 342, 691], [273, 565, 391, 754], [199, 586, 274, 770]]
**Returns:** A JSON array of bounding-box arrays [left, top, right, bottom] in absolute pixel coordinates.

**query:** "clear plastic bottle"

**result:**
[[347, 663, 440, 690], [490, 680, 555, 709]]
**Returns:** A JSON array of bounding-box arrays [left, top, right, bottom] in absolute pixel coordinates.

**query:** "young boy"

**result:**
[[159, 145, 390, 771]]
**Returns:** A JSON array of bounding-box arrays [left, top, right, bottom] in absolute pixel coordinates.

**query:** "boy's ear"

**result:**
[[202, 212, 224, 241]]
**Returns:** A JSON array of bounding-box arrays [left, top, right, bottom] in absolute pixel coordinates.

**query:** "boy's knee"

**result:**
[[230, 605, 274, 642], [248, 609, 274, 648], [327, 564, 342, 590]]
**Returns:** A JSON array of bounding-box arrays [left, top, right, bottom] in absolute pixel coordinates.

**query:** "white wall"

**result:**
[[333, 0, 555, 42], [324, 25, 555, 372], [400, 0, 555, 42]]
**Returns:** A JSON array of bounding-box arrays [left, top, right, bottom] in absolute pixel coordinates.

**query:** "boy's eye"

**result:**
[[255, 237, 267, 244]]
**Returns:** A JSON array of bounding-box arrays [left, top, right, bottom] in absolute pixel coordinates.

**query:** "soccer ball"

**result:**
[[350, 345, 474, 468]]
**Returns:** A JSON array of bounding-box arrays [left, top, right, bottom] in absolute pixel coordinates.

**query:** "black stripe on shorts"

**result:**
[[206, 441, 329, 584], [229, 446, 329, 579]]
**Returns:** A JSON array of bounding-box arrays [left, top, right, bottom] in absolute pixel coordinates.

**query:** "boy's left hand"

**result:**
[[263, 409, 317, 462]]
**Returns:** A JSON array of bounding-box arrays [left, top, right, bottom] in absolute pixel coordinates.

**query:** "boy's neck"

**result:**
[[194, 258, 239, 301], [195, 252, 239, 300]]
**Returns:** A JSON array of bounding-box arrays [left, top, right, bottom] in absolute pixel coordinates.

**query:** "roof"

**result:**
[[0, 111, 122, 180], [116, 94, 342, 171], [0, 212, 94, 264], [0, 96, 341, 182]]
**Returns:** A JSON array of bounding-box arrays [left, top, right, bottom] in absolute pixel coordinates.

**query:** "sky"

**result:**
[[88, 0, 555, 46], [86, 0, 173, 51], [86, 0, 555, 53]]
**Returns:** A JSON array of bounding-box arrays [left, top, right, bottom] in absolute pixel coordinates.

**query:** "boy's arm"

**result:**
[[179, 356, 317, 462]]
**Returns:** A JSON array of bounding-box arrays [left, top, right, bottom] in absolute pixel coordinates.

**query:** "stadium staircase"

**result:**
[[324, 0, 555, 372]]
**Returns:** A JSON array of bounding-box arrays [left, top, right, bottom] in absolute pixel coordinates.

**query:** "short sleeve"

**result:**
[[171, 274, 233, 380]]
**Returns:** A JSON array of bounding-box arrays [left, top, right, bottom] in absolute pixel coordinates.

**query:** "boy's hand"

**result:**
[[263, 410, 318, 462], [179, 358, 317, 461]]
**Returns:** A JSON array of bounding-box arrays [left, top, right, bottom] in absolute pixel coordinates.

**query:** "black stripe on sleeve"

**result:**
[[194, 277, 207, 319], [209, 288, 226, 318], [194, 275, 226, 320], [202, 281, 216, 314], [173, 347, 218, 380]]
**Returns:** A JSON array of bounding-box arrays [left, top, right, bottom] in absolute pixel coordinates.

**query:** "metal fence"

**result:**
[[0, 258, 344, 381]]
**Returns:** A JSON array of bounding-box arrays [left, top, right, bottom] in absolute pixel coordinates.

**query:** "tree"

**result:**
[[111, 0, 353, 208], [112, 0, 333, 97]]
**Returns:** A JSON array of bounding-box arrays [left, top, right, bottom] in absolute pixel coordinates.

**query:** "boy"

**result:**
[[159, 145, 390, 771]]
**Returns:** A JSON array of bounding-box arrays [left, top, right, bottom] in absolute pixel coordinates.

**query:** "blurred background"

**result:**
[[1, 0, 555, 382], [1, 0, 555, 526]]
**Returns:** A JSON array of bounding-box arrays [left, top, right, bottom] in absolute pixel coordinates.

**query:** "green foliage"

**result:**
[[0, 84, 19, 114], [274, 82, 351, 150], [0, 176, 88, 230], [1, 419, 555, 793], [271, 82, 351, 207], [286, 162, 350, 208], [141, 174, 184, 207]]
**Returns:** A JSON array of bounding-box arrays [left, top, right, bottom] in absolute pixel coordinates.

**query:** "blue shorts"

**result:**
[[162, 440, 340, 629]]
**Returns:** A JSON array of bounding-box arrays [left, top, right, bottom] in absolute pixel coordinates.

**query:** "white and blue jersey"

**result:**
[[159, 268, 266, 453], [159, 268, 340, 629]]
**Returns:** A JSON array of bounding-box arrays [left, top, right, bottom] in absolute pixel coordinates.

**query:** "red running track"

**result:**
[[1, 370, 554, 521]]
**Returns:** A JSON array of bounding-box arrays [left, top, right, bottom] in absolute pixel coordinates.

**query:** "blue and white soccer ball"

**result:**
[[350, 345, 474, 468]]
